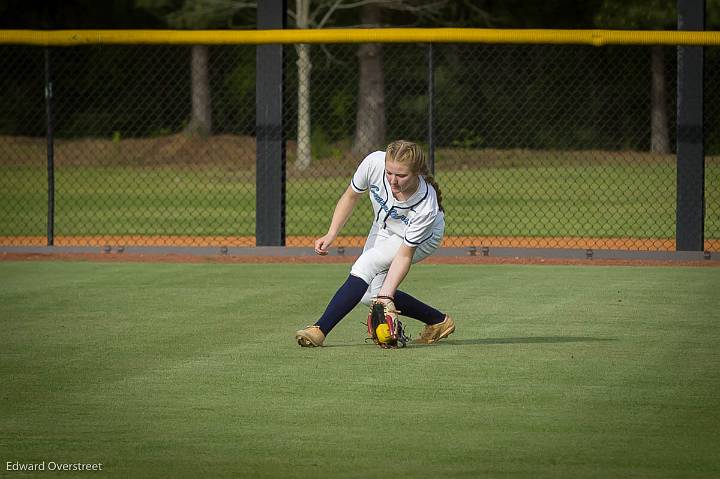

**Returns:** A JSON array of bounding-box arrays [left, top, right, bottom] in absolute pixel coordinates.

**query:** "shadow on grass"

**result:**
[[322, 341, 379, 349], [321, 336, 616, 348], [440, 336, 617, 346]]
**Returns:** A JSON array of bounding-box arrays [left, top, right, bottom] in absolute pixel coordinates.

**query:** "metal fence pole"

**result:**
[[427, 43, 435, 175], [45, 47, 55, 246], [256, 0, 287, 246], [676, 0, 705, 251]]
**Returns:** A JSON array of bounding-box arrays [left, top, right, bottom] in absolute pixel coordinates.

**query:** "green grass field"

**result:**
[[2, 160, 719, 240], [2, 261, 719, 478]]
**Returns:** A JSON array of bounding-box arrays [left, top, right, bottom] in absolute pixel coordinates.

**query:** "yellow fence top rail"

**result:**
[[2, 28, 720, 47]]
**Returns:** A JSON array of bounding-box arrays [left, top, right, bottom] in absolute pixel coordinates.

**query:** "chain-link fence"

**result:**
[[1, 40, 718, 251]]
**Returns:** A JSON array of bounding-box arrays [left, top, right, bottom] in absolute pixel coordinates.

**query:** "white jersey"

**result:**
[[350, 150, 445, 248]]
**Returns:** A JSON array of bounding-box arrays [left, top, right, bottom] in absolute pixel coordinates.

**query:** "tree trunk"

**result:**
[[294, 0, 312, 171], [650, 45, 669, 154], [296, 43, 312, 170], [186, 44, 212, 137], [352, 4, 385, 156]]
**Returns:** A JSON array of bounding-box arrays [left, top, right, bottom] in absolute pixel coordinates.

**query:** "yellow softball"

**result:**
[[375, 323, 392, 344]]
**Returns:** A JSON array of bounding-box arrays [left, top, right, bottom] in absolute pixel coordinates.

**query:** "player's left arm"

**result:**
[[378, 243, 416, 300], [379, 202, 437, 300]]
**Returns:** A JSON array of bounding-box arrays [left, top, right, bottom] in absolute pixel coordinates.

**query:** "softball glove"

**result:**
[[366, 296, 409, 349]]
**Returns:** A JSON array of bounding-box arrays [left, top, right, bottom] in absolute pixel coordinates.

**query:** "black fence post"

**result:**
[[676, 0, 705, 251], [427, 43, 435, 175], [45, 48, 55, 246], [256, 0, 287, 246]]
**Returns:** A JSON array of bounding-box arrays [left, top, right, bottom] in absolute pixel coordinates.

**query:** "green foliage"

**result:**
[[450, 128, 484, 149], [594, 0, 676, 28], [136, 0, 254, 29], [0, 47, 44, 136], [327, 89, 354, 139], [2, 3, 720, 151], [310, 127, 343, 161], [149, 127, 173, 137], [384, 44, 428, 141], [224, 61, 254, 99], [214, 47, 256, 135], [595, 0, 720, 28]]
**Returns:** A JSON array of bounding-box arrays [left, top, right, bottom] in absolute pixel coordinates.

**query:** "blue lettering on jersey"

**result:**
[[370, 185, 409, 225]]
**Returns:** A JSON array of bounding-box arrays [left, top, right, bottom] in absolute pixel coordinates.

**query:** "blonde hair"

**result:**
[[385, 140, 444, 212]]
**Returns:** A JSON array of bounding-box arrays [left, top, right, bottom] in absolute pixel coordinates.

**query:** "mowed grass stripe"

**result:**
[[1, 261, 719, 478]]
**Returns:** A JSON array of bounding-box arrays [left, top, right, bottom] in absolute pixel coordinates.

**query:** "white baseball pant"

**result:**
[[350, 224, 444, 306]]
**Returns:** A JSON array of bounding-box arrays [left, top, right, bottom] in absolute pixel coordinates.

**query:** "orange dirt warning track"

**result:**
[[1, 235, 718, 251]]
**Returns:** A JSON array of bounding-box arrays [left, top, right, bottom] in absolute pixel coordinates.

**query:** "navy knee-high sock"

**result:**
[[394, 290, 445, 325], [315, 275, 369, 335]]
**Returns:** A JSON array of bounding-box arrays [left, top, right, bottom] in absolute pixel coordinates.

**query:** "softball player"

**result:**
[[295, 140, 455, 347]]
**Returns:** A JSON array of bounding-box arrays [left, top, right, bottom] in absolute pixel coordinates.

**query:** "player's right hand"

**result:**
[[314, 234, 335, 255]]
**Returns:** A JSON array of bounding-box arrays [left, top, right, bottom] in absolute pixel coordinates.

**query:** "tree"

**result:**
[[137, 0, 254, 137], [290, 0, 373, 170], [293, 0, 313, 170], [352, 2, 385, 156], [0, 0, 162, 29], [290, 0, 447, 170], [592, 0, 720, 153], [595, 1, 678, 153], [351, 1, 466, 155]]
